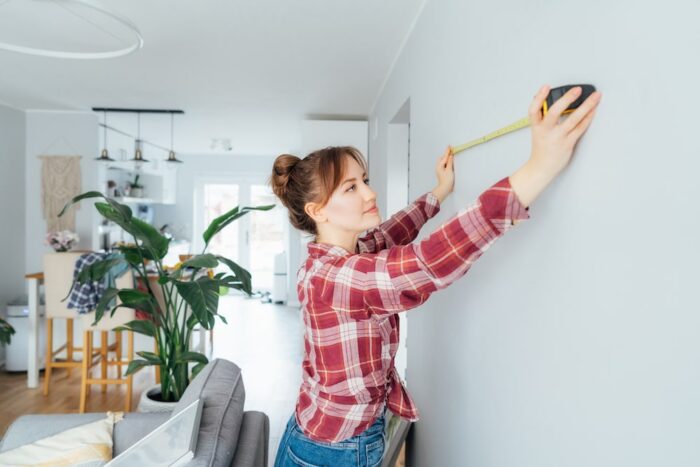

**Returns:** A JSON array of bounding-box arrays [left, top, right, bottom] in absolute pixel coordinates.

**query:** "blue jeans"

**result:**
[[274, 409, 387, 467]]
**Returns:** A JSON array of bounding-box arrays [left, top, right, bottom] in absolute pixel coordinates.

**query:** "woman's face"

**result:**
[[317, 157, 381, 235]]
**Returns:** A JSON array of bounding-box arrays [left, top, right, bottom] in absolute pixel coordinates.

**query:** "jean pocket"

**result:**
[[365, 438, 385, 467], [286, 445, 325, 467]]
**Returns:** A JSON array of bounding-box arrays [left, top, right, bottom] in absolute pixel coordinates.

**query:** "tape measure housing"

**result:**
[[542, 84, 596, 116]]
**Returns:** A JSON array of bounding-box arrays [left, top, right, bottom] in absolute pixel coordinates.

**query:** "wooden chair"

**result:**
[[79, 270, 136, 413], [43, 252, 89, 396]]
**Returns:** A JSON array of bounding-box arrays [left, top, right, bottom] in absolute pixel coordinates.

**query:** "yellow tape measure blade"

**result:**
[[453, 116, 531, 155]]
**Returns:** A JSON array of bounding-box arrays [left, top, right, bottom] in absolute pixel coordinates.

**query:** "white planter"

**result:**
[[137, 384, 178, 413]]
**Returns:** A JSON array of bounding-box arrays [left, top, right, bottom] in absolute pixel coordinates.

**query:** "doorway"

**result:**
[[193, 176, 284, 293]]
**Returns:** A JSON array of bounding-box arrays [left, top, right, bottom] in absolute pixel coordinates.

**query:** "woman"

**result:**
[[271, 85, 601, 466]]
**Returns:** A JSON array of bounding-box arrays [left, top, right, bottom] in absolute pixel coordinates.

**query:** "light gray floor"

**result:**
[[213, 294, 303, 465]]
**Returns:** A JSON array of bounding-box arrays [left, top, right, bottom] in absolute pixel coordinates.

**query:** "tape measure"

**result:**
[[452, 84, 596, 155]]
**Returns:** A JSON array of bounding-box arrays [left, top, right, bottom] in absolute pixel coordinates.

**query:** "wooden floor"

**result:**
[[0, 364, 155, 438]]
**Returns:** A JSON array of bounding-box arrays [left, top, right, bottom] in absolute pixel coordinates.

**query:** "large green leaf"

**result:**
[[136, 351, 163, 364], [181, 254, 219, 269], [59, 191, 132, 221], [93, 288, 119, 325], [176, 351, 208, 365], [94, 203, 169, 260], [175, 278, 219, 330], [117, 289, 157, 314], [216, 256, 252, 295], [75, 257, 125, 285], [0, 318, 16, 345], [131, 217, 170, 260], [124, 359, 153, 376], [202, 204, 275, 249], [115, 319, 157, 337], [116, 244, 156, 265]]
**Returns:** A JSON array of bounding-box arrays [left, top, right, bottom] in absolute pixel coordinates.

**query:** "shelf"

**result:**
[[115, 197, 156, 204]]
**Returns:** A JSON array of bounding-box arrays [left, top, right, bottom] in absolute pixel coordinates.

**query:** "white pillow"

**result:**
[[0, 412, 122, 467]]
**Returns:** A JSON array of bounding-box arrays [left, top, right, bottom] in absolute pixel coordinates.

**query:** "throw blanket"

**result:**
[[67, 252, 129, 314]]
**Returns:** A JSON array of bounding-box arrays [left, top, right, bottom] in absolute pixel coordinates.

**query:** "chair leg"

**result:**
[[154, 340, 161, 385], [100, 331, 108, 393], [125, 331, 134, 412], [43, 318, 53, 396], [66, 318, 74, 378], [79, 330, 90, 413], [115, 331, 122, 377], [86, 332, 93, 400]]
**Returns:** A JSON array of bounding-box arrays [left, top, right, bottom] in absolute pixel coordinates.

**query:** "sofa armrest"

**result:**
[[230, 411, 269, 467]]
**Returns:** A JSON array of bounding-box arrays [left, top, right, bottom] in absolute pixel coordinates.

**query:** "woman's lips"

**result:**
[[364, 206, 378, 214]]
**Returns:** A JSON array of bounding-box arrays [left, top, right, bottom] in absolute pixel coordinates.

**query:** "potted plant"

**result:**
[[59, 192, 274, 405], [129, 174, 144, 198], [0, 318, 15, 345]]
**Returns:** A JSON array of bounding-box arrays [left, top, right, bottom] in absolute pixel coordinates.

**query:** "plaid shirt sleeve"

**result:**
[[312, 176, 530, 319], [356, 192, 441, 253]]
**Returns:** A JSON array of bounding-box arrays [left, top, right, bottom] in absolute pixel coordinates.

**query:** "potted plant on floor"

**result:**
[[0, 318, 15, 345], [59, 192, 274, 406]]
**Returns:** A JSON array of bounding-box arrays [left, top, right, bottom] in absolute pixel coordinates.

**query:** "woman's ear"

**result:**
[[305, 202, 327, 225]]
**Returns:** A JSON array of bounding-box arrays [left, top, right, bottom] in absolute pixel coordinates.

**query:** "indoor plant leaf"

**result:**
[[215, 256, 252, 295], [175, 278, 219, 330], [202, 204, 275, 249]]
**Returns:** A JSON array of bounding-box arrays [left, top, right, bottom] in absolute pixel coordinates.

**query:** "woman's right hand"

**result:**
[[527, 84, 602, 177], [509, 85, 601, 208]]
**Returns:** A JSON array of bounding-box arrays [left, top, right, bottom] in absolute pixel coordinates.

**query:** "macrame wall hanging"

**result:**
[[39, 155, 82, 233]]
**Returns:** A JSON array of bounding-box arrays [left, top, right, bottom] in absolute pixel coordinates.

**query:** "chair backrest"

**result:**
[[43, 252, 84, 319], [82, 268, 136, 331]]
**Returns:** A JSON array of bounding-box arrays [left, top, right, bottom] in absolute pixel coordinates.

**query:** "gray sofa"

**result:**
[[0, 358, 269, 467]]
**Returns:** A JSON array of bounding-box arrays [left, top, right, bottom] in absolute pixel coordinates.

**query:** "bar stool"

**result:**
[[43, 252, 89, 396], [79, 270, 136, 413]]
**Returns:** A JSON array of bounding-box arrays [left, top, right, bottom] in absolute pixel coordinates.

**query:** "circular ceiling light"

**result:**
[[0, 0, 143, 59]]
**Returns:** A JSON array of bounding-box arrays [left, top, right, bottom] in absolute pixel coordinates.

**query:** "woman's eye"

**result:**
[[363, 178, 370, 185], [346, 184, 356, 192]]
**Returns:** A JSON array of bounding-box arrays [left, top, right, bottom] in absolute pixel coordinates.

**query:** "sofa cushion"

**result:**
[[170, 358, 246, 467], [0, 413, 105, 452], [0, 412, 120, 466]]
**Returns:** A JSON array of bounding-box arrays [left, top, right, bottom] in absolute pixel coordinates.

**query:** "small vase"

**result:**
[[136, 384, 178, 413]]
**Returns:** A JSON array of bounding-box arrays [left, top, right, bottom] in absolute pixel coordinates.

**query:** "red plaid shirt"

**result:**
[[294, 176, 530, 443]]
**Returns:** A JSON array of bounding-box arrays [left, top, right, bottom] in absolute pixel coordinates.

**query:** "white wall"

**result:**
[[24, 111, 99, 273], [370, 1, 700, 466], [0, 103, 26, 364]]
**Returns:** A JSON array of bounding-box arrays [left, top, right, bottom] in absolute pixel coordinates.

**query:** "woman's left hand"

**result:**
[[431, 146, 455, 203]]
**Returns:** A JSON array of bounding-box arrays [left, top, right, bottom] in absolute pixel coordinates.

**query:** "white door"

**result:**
[[194, 176, 284, 293]]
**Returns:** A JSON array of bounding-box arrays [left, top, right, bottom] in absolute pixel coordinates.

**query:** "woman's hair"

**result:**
[[270, 146, 367, 235]]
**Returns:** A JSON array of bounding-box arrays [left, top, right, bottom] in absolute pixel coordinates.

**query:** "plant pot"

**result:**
[[130, 187, 144, 198], [136, 384, 178, 413]]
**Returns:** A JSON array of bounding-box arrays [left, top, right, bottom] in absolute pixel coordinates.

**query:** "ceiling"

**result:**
[[0, 0, 426, 155]]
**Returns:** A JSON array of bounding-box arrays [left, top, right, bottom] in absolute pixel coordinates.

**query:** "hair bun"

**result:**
[[270, 154, 301, 201]]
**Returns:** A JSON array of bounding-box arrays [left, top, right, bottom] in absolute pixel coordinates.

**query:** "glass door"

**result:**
[[194, 177, 283, 293]]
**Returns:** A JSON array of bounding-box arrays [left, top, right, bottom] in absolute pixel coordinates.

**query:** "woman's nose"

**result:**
[[363, 185, 376, 202]]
